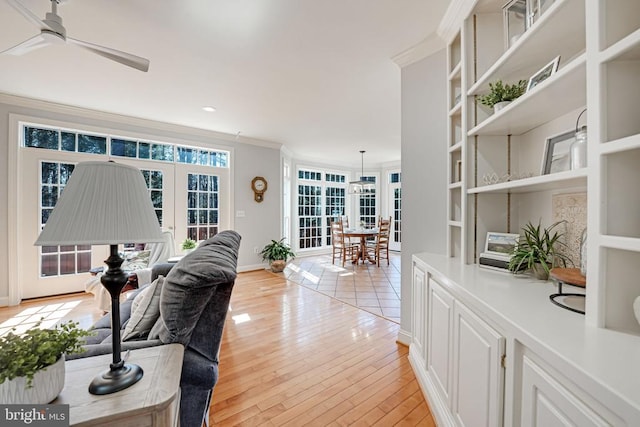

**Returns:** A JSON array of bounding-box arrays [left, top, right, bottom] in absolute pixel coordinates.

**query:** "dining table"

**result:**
[[343, 228, 379, 264]]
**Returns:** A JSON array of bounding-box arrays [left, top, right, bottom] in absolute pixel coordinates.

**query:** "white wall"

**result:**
[[0, 95, 281, 303], [400, 49, 448, 335]]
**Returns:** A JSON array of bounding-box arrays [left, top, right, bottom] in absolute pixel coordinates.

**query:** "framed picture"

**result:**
[[484, 232, 520, 257], [542, 129, 576, 174], [526, 56, 560, 92]]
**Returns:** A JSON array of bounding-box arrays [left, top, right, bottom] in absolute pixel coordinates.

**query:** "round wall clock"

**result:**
[[251, 176, 268, 202]]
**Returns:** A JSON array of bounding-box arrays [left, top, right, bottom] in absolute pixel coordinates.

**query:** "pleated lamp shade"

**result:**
[[35, 161, 163, 246]]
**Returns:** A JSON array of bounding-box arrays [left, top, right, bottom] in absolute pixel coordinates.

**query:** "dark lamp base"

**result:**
[[88, 363, 144, 395]]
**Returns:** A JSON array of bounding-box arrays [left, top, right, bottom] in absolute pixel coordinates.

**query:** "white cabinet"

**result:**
[[411, 261, 426, 363], [452, 301, 505, 427], [519, 355, 610, 427], [427, 276, 455, 407], [410, 253, 640, 427], [411, 259, 506, 427]]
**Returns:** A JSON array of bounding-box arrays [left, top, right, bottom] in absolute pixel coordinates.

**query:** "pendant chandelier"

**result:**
[[348, 150, 375, 194]]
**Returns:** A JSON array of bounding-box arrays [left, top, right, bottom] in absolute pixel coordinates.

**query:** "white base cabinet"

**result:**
[[410, 253, 640, 427]]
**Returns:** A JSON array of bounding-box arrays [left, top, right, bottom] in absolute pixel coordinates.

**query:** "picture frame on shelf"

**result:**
[[484, 232, 520, 258], [526, 56, 560, 92], [542, 129, 576, 175]]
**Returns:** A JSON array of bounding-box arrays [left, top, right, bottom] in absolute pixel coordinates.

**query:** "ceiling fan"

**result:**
[[1, 0, 149, 72]]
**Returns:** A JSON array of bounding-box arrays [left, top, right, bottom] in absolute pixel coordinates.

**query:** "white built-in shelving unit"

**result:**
[[445, 0, 640, 337]]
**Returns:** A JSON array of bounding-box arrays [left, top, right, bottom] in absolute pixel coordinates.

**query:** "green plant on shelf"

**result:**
[[181, 238, 197, 251], [477, 79, 527, 108], [508, 220, 570, 280]]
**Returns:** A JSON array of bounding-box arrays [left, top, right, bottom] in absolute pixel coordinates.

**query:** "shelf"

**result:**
[[449, 102, 462, 117], [448, 221, 462, 228], [468, 54, 586, 136], [600, 235, 640, 253], [449, 141, 463, 152], [600, 134, 640, 154], [449, 62, 462, 80], [449, 182, 462, 190], [600, 28, 640, 63], [467, 169, 587, 194], [468, 0, 585, 96]]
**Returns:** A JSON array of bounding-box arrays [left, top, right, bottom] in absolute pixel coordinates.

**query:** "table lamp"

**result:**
[[35, 161, 163, 395]]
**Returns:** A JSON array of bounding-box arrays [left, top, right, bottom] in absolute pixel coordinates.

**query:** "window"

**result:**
[[298, 183, 322, 249], [324, 173, 347, 245], [187, 173, 219, 241], [141, 169, 164, 226], [39, 162, 92, 277], [357, 176, 377, 227], [23, 125, 229, 168], [297, 168, 350, 250]]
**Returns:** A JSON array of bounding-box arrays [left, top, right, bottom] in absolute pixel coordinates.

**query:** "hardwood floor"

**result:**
[[0, 270, 434, 426]]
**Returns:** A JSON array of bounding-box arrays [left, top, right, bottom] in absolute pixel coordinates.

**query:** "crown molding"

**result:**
[[437, 0, 477, 43], [0, 92, 282, 151], [392, 32, 446, 68]]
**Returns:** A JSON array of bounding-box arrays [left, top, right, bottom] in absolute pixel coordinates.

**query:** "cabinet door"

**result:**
[[520, 355, 609, 427], [427, 277, 454, 406], [411, 263, 427, 363], [452, 301, 505, 427]]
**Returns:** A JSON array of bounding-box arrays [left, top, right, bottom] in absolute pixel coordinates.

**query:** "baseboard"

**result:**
[[409, 346, 456, 427], [237, 264, 267, 273], [396, 328, 412, 346], [0, 296, 8, 307]]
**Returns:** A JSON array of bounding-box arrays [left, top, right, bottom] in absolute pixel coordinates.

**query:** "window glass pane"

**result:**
[[139, 142, 150, 159], [151, 190, 162, 209], [25, 127, 58, 149], [41, 162, 58, 184], [61, 132, 76, 152], [188, 174, 198, 191], [77, 252, 91, 273], [152, 144, 174, 161], [198, 150, 209, 165], [41, 186, 57, 208], [60, 164, 75, 185], [78, 134, 107, 154], [41, 255, 58, 277], [150, 171, 163, 189], [111, 139, 125, 156], [188, 192, 197, 208], [59, 254, 76, 275]]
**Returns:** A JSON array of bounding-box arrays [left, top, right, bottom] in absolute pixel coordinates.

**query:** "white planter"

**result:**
[[493, 101, 511, 112], [0, 355, 65, 404]]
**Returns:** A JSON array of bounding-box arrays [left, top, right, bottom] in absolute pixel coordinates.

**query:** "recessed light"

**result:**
[[202, 106, 216, 112]]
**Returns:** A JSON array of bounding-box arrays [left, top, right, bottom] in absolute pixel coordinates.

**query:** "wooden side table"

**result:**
[[54, 344, 184, 427]]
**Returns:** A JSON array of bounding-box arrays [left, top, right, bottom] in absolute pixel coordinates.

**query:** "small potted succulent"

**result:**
[[0, 320, 92, 404], [477, 79, 527, 112], [181, 238, 197, 254], [260, 238, 296, 273], [508, 220, 570, 280]]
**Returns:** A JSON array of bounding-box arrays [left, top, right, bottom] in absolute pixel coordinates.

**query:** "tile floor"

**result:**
[[283, 251, 401, 323]]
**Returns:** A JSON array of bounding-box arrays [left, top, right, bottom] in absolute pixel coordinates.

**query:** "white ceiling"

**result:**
[[0, 0, 450, 166]]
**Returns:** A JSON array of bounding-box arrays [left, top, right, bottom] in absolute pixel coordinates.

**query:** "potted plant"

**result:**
[[508, 220, 570, 280], [0, 320, 92, 404], [181, 238, 197, 254], [477, 79, 527, 112], [260, 238, 296, 273]]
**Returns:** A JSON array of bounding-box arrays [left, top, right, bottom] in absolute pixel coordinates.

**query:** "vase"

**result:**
[[531, 264, 549, 280], [270, 260, 286, 273], [0, 355, 65, 404], [494, 101, 511, 112]]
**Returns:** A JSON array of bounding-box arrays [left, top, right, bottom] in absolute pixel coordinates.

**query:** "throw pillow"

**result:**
[[122, 275, 164, 341]]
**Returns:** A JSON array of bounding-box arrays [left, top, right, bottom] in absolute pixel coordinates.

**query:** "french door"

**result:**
[[388, 174, 402, 251], [17, 153, 229, 300]]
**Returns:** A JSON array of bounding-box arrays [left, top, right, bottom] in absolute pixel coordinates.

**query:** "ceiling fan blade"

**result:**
[[67, 37, 149, 72], [1, 33, 50, 55], [4, 0, 54, 31]]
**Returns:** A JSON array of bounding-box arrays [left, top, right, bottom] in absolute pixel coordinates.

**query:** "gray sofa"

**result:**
[[69, 230, 241, 427]]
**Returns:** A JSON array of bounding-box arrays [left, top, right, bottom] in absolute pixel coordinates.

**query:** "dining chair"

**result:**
[[367, 216, 391, 266], [331, 221, 358, 266]]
